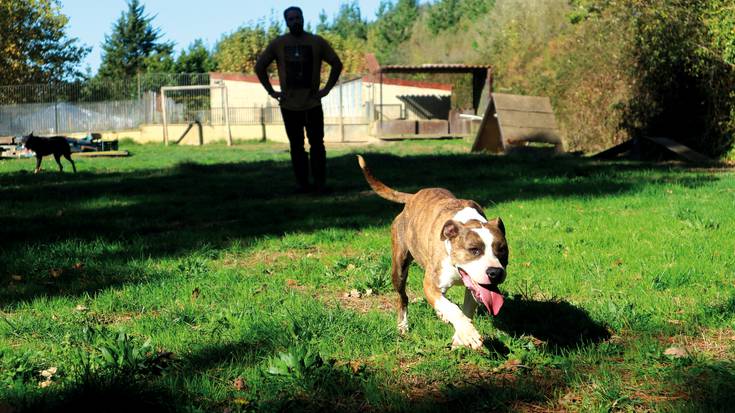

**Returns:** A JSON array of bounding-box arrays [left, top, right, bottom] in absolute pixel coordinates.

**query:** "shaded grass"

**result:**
[[1, 140, 734, 411]]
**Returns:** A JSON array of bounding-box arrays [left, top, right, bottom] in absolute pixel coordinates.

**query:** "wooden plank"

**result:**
[[496, 110, 558, 129], [502, 127, 562, 146], [73, 150, 130, 157], [492, 93, 553, 113], [644, 137, 711, 163], [0, 136, 14, 145], [470, 100, 504, 153]]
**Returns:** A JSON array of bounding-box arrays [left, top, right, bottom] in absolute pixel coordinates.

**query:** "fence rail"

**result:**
[[0, 73, 383, 136]]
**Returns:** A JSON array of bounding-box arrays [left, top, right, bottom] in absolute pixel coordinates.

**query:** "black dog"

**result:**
[[23, 132, 77, 173]]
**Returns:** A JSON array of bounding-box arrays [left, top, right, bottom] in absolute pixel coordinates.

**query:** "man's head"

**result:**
[[284, 6, 304, 36]]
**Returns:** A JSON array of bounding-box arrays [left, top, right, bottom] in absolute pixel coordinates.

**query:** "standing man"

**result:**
[[255, 6, 343, 194]]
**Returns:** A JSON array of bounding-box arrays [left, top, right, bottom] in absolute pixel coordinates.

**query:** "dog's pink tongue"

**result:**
[[478, 287, 504, 316], [460, 271, 505, 316]]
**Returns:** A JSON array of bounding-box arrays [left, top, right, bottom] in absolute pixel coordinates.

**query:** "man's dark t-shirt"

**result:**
[[257, 32, 340, 111]]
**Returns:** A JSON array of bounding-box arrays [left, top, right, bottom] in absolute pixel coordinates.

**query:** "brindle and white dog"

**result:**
[[357, 155, 508, 350]]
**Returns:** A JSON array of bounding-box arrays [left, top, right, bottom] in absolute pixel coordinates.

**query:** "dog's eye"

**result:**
[[469, 248, 482, 256]]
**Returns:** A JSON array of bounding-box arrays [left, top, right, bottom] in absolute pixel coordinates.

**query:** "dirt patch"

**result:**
[[665, 328, 735, 360]]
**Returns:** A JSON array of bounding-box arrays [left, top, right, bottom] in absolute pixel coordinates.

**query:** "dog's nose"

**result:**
[[486, 267, 505, 283]]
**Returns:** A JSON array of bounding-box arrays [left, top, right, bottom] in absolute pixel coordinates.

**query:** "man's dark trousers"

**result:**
[[281, 105, 326, 190]]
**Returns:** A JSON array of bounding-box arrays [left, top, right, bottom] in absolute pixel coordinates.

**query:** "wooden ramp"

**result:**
[[592, 137, 712, 163], [471, 93, 563, 153]]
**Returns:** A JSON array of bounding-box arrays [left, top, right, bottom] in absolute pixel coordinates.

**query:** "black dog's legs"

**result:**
[[34, 155, 43, 174], [53, 153, 63, 172], [64, 153, 76, 173]]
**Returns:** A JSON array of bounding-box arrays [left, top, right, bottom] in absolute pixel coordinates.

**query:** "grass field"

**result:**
[[1, 139, 734, 412]]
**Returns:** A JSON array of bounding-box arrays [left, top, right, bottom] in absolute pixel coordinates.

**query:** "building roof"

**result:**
[[380, 63, 492, 74], [396, 95, 451, 119]]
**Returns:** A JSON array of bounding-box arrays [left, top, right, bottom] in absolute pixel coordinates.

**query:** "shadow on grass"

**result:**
[[492, 296, 611, 351], [0, 151, 724, 308], [666, 361, 735, 411], [6, 377, 177, 413]]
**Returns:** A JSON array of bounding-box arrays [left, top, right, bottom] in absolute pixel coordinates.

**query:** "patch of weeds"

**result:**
[[0, 349, 45, 387], [652, 269, 694, 291], [352, 254, 392, 295], [260, 344, 367, 410], [175, 255, 211, 279], [266, 345, 324, 379], [675, 208, 720, 230], [69, 326, 172, 380]]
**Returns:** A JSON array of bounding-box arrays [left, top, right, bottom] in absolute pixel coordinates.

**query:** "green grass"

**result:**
[[1, 139, 734, 412]]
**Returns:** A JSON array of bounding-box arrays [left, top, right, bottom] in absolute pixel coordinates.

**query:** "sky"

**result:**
[[59, 0, 397, 74]]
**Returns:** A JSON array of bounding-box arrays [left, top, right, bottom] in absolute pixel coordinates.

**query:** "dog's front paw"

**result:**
[[451, 323, 483, 350]]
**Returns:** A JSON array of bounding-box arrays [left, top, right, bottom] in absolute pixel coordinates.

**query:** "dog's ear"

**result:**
[[489, 217, 505, 236], [440, 220, 460, 241]]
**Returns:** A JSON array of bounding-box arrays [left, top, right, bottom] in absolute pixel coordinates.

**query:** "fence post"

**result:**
[[54, 100, 59, 134], [338, 78, 344, 142], [260, 106, 266, 142]]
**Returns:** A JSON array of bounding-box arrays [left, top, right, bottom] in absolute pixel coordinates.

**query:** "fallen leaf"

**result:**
[[72, 262, 85, 271], [191, 288, 201, 300], [285, 279, 299, 287], [75, 305, 88, 312], [39, 380, 53, 388], [233, 377, 246, 391], [39, 367, 57, 379], [497, 359, 522, 371], [233, 397, 249, 406], [521, 262, 532, 268], [349, 360, 365, 374], [349, 289, 361, 298], [49, 268, 63, 278], [667, 319, 682, 324], [347, 264, 356, 270], [364, 288, 373, 297], [664, 346, 689, 358], [10, 275, 22, 282]]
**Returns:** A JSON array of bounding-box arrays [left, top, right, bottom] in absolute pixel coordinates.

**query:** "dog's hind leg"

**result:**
[[64, 153, 76, 173], [391, 224, 413, 335], [53, 153, 63, 172]]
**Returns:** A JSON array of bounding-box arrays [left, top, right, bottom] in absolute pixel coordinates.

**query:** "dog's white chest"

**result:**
[[438, 256, 461, 293]]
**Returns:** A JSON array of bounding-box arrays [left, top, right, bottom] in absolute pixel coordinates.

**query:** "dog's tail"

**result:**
[[356, 155, 412, 204]]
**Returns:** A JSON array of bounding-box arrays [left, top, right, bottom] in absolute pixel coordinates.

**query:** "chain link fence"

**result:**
[[0, 73, 379, 137]]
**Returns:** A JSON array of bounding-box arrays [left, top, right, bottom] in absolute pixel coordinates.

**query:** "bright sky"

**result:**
[[59, 0, 398, 74]]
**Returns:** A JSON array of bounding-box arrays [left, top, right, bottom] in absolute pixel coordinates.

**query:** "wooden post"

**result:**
[[379, 71, 383, 134], [260, 105, 267, 142], [161, 88, 169, 145], [338, 78, 345, 142], [223, 86, 233, 146]]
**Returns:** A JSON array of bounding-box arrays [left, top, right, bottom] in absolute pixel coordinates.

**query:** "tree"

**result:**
[[330, 1, 368, 40], [0, 0, 89, 85], [98, 0, 174, 78], [368, 0, 419, 63], [176, 40, 217, 73], [427, 0, 494, 34], [214, 20, 281, 73]]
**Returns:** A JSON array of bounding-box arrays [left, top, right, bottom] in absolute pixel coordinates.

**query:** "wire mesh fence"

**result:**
[[0, 73, 384, 137]]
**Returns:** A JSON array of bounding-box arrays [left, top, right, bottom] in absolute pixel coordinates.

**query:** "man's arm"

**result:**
[[317, 38, 343, 98], [254, 42, 281, 100]]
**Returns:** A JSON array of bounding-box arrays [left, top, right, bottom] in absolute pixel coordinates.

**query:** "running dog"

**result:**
[[357, 155, 508, 350], [23, 132, 76, 173]]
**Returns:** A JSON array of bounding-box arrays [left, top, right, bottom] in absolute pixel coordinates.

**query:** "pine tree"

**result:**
[[368, 0, 419, 64], [98, 0, 174, 78], [176, 40, 217, 73]]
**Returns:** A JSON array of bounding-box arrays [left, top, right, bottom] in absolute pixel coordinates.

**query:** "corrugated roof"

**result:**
[[380, 64, 492, 73], [396, 95, 451, 120]]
